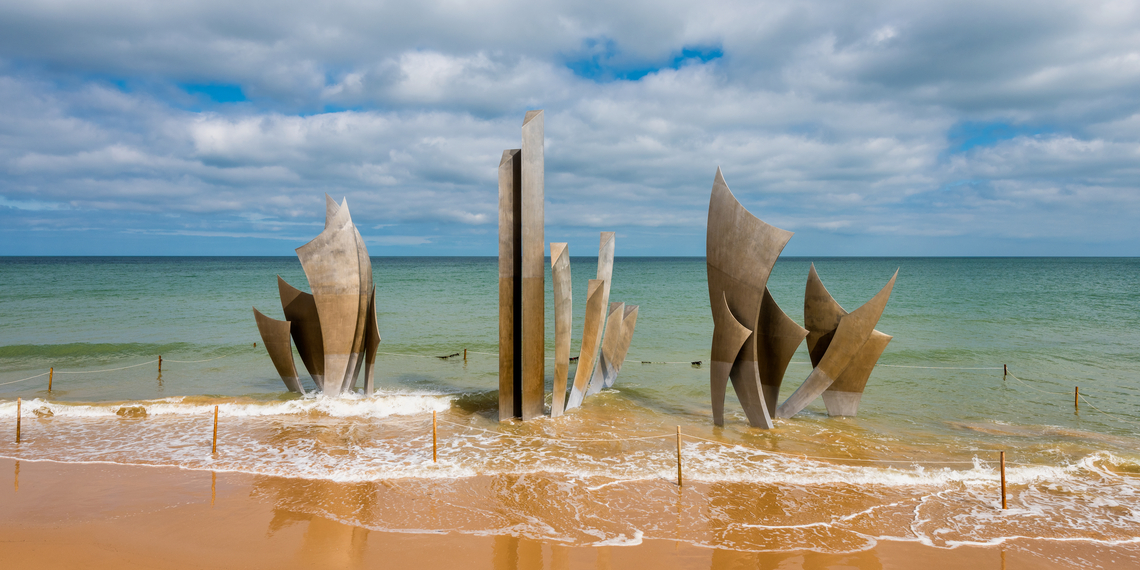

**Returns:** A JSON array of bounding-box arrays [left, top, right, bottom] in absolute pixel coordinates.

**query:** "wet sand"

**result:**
[[2, 457, 1130, 569]]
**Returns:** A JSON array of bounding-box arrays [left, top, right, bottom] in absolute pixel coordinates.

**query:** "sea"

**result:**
[[1, 256, 1138, 559]]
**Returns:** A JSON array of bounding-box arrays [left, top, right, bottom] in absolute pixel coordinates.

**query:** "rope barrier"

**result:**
[[52, 360, 160, 374], [460, 351, 1005, 371], [1007, 371, 1081, 396], [0, 372, 50, 387], [162, 355, 232, 364], [385, 349, 1004, 372], [1078, 393, 1140, 427], [4, 347, 1133, 462], [376, 351, 455, 359], [0, 354, 236, 390], [1006, 370, 1140, 428], [879, 364, 1003, 370]]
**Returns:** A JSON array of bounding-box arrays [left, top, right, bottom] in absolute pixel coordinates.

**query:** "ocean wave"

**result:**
[[0, 391, 454, 419], [0, 342, 209, 360]]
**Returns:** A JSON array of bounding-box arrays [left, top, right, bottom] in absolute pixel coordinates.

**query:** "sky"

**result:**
[[1, 0, 1138, 257]]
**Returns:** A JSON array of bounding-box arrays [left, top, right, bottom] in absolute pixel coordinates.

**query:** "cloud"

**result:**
[[0, 0, 1138, 255]]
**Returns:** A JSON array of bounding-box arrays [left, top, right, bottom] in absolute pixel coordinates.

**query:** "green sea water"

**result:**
[[1, 256, 1138, 553]]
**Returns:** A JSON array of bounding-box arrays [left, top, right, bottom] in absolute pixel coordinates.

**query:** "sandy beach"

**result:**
[[4, 457, 1132, 569]]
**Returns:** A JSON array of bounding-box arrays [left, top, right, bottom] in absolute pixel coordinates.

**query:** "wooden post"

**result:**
[[1003, 364, 1007, 379], [1000, 451, 1007, 509], [676, 426, 683, 487], [158, 356, 162, 374], [212, 405, 219, 454], [432, 411, 438, 463], [15, 397, 20, 444], [1074, 386, 1079, 412], [48, 367, 53, 392]]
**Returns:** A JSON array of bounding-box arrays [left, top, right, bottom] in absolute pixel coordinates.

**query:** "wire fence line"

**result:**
[[1006, 371, 1140, 428], [162, 355, 232, 364], [0, 372, 50, 388], [416, 350, 1135, 427], [1076, 393, 1136, 425], [879, 364, 1004, 370], [1005, 372, 1071, 396], [5, 368, 1133, 481], [0, 354, 235, 390], [420, 350, 1007, 370], [375, 351, 443, 359], [53, 359, 160, 374], [3, 348, 1134, 430]]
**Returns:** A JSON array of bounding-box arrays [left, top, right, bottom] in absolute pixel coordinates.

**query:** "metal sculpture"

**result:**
[[585, 303, 639, 396], [549, 242, 572, 417], [566, 279, 606, 410], [607, 304, 639, 389], [252, 309, 304, 393], [596, 232, 615, 315], [277, 276, 326, 388], [823, 330, 891, 416], [253, 195, 379, 396], [706, 168, 794, 428], [776, 264, 897, 418], [499, 110, 545, 421], [565, 232, 618, 411], [756, 288, 808, 418]]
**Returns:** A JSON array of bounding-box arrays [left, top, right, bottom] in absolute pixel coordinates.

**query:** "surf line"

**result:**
[[430, 415, 1039, 471]]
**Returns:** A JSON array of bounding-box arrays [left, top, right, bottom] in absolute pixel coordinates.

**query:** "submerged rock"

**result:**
[[33, 406, 54, 418], [116, 405, 147, 418]]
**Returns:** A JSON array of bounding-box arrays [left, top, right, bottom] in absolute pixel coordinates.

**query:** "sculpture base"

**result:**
[[822, 390, 863, 417]]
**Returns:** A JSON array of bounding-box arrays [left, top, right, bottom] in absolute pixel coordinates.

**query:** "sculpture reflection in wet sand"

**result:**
[[253, 195, 380, 396], [706, 168, 895, 427], [499, 111, 545, 421]]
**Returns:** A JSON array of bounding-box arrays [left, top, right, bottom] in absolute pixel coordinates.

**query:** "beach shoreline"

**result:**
[[2, 457, 1129, 569]]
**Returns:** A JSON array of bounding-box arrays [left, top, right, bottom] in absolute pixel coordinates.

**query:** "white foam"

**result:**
[[594, 530, 644, 547], [0, 391, 453, 420], [676, 443, 1085, 487]]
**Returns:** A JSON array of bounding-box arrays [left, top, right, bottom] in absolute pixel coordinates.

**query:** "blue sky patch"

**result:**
[[182, 83, 246, 103], [566, 39, 723, 82], [946, 121, 1053, 154]]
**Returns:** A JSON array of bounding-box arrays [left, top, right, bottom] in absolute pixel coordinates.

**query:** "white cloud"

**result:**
[[0, 0, 1138, 254]]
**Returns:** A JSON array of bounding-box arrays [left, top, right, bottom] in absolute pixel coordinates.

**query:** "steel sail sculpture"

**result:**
[[706, 168, 799, 428], [253, 195, 380, 396], [775, 264, 895, 418], [706, 168, 896, 427]]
